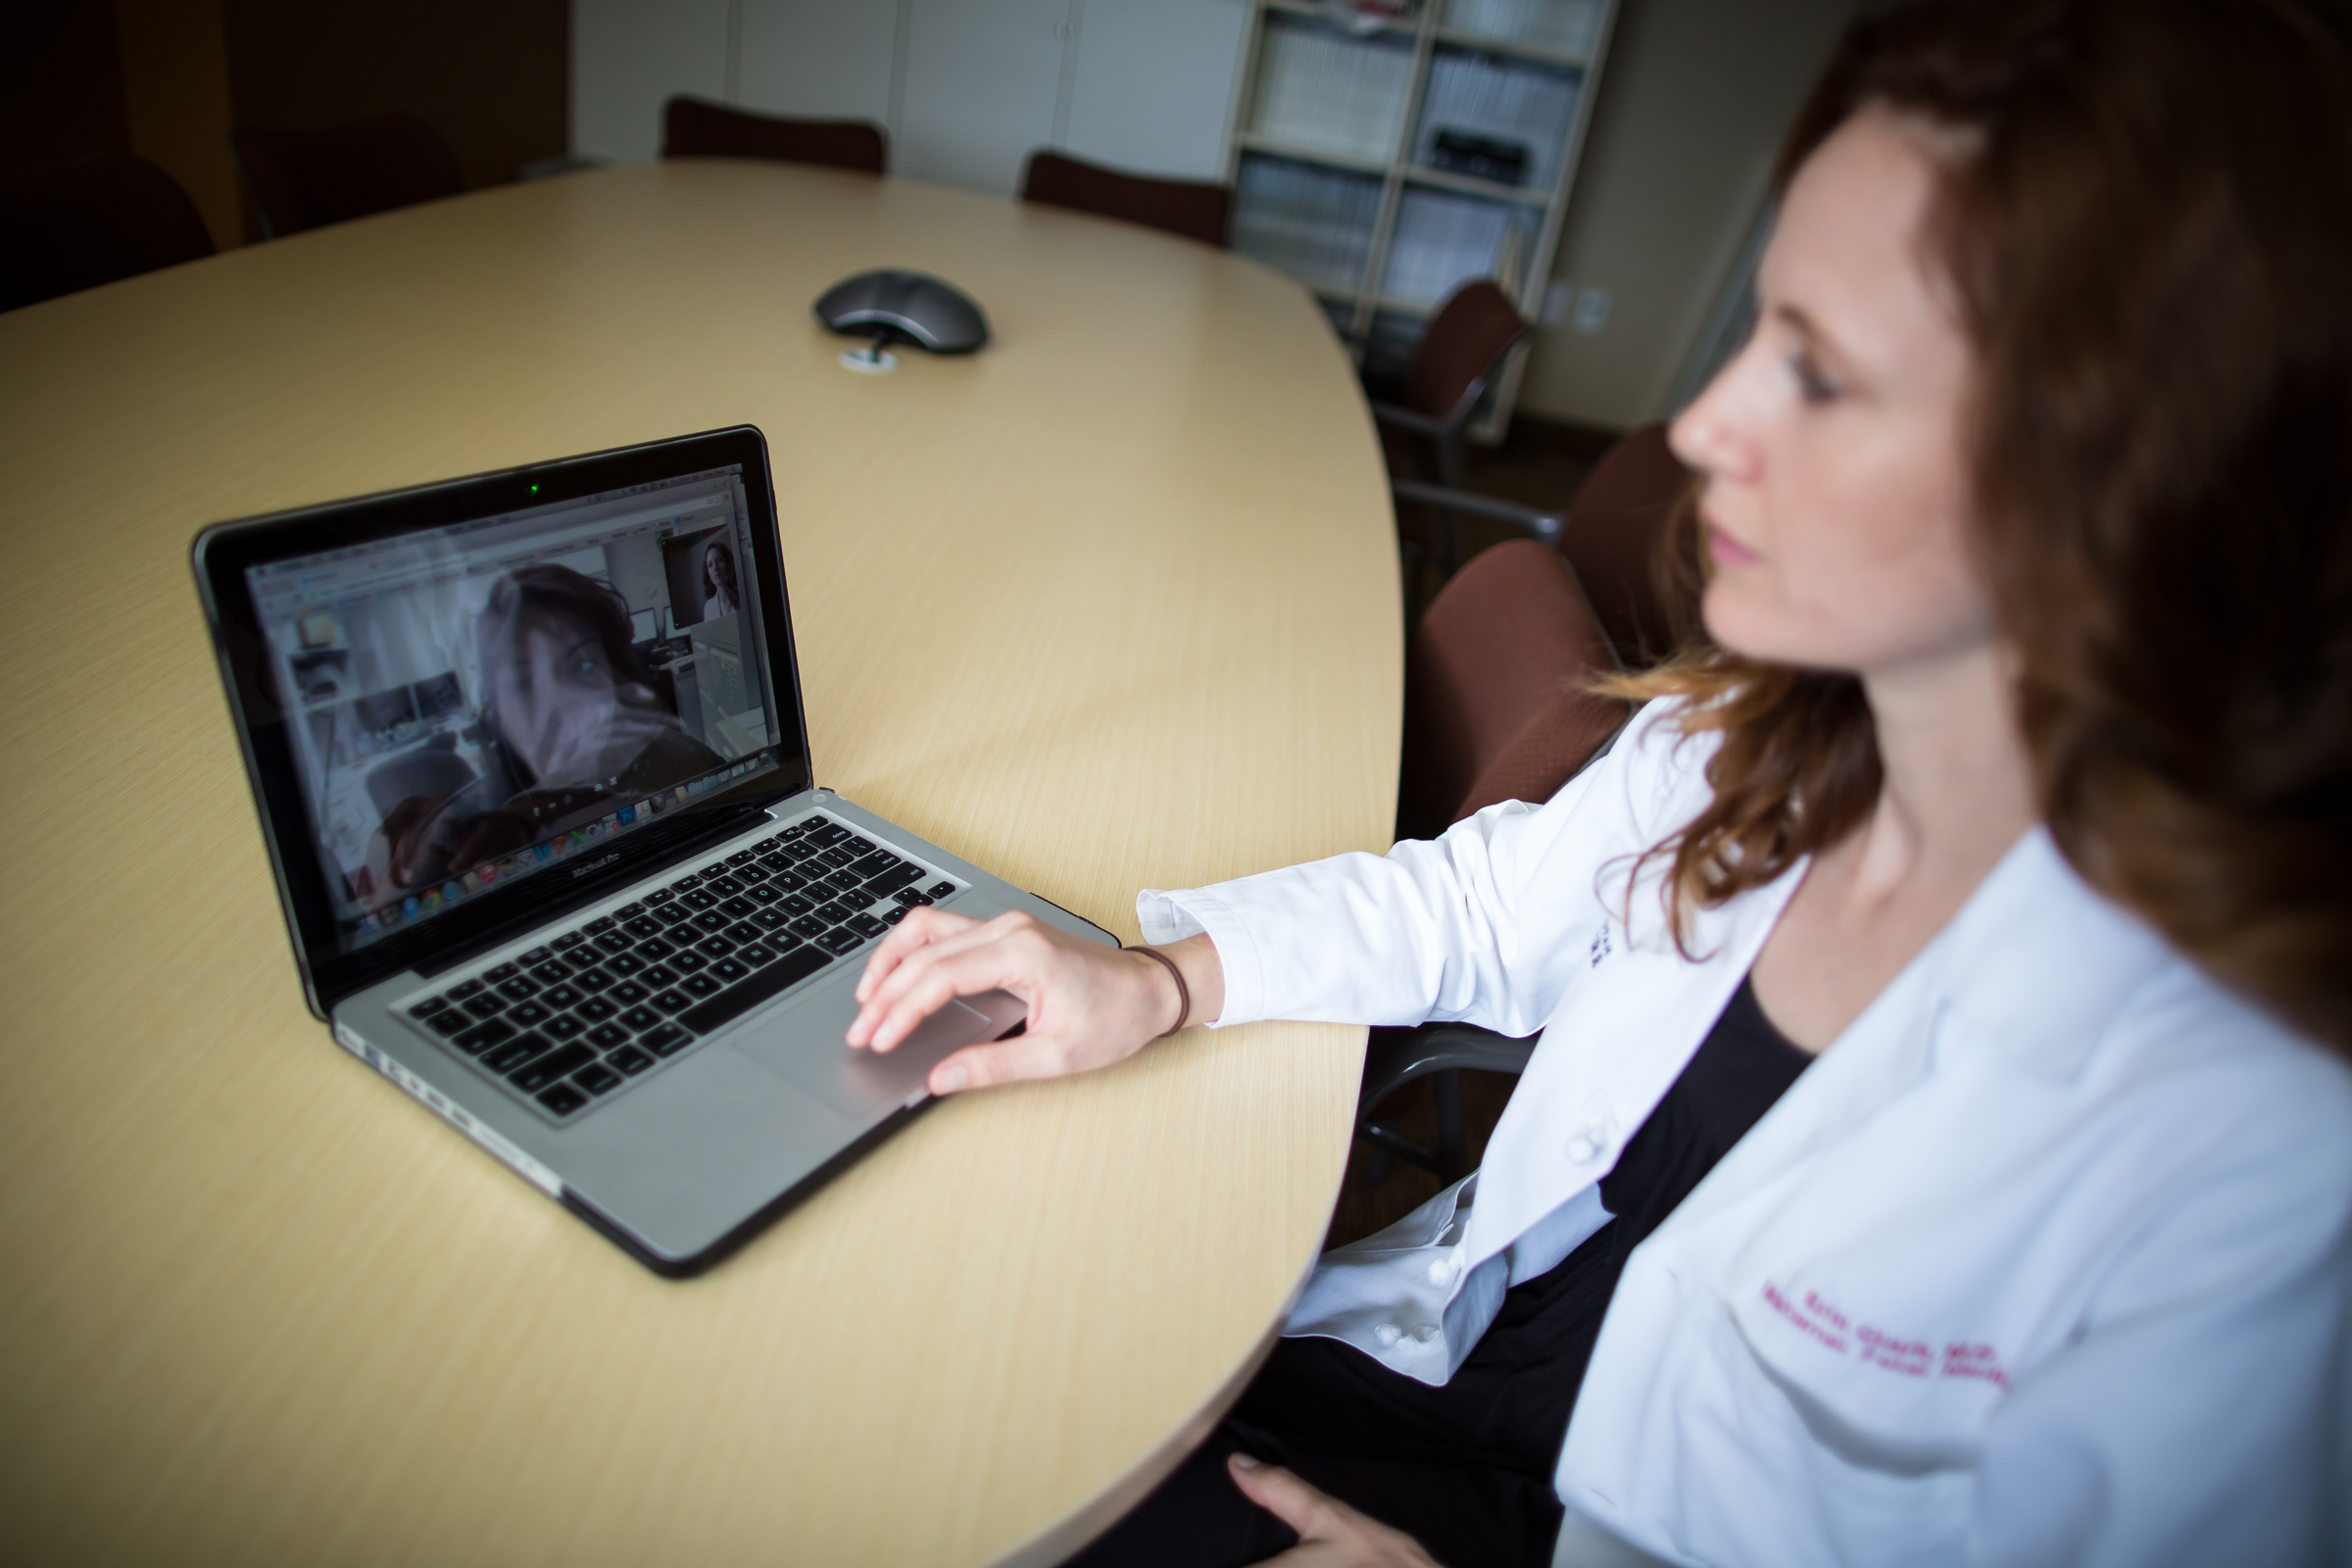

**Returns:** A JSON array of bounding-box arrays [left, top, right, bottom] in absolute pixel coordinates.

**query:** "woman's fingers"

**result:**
[[854, 906, 978, 1005], [1228, 1456, 1446, 1568]]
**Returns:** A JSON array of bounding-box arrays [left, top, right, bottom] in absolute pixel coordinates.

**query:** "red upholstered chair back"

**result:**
[[1397, 538, 1628, 843], [1399, 280, 1529, 424], [229, 114, 465, 239], [1, 154, 214, 313], [1554, 422, 1701, 667], [1019, 150, 1230, 248], [662, 97, 887, 173]]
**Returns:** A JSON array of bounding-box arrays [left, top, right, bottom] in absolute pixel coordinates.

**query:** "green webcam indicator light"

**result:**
[[529, 483, 540, 493]]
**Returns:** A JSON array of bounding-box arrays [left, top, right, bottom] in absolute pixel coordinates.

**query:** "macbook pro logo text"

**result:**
[[570, 853, 620, 878]]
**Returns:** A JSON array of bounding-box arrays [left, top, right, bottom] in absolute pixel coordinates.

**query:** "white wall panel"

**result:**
[[1062, 0, 1249, 179], [737, 0, 899, 127], [897, 0, 1072, 195], [572, 0, 732, 163]]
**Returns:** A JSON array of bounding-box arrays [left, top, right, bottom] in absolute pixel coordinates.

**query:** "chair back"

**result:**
[[1556, 422, 1700, 667], [1018, 151, 1230, 248], [229, 114, 465, 239], [1, 154, 214, 313], [1398, 280, 1529, 425], [1397, 538, 1628, 843], [662, 97, 887, 173]]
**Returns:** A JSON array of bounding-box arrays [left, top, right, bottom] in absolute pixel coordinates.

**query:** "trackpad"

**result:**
[[736, 985, 1022, 1118]]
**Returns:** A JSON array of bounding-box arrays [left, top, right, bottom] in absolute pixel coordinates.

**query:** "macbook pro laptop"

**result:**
[[193, 425, 1112, 1274]]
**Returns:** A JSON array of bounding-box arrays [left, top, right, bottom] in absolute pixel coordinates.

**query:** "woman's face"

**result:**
[[489, 615, 619, 786], [1670, 106, 1991, 682]]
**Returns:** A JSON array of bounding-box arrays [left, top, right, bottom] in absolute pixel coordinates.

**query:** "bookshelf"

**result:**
[[1224, 0, 1618, 437]]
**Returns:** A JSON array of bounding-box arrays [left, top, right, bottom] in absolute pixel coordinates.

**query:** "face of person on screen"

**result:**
[[488, 614, 624, 787], [1670, 105, 1991, 683], [704, 543, 737, 612]]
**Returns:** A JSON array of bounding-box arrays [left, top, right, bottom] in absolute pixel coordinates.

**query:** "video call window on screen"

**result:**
[[247, 466, 784, 953]]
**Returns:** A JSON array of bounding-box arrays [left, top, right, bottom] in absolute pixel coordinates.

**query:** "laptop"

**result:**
[[193, 425, 1113, 1274]]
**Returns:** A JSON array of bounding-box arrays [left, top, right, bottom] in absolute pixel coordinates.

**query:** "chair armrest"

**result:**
[[1390, 479, 1564, 545], [1360, 1024, 1540, 1118], [1371, 401, 1447, 440]]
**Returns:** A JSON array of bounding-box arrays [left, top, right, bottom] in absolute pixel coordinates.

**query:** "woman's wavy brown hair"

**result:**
[[1622, 0, 2352, 1052]]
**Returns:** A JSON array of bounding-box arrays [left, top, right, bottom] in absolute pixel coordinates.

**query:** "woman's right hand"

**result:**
[[848, 909, 1222, 1097]]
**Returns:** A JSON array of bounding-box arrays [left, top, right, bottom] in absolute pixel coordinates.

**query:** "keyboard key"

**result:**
[[585, 1022, 631, 1051], [409, 995, 450, 1019], [462, 994, 506, 1021], [780, 818, 815, 838], [848, 851, 903, 881], [424, 1008, 470, 1036], [585, 916, 617, 935], [722, 921, 762, 945], [541, 984, 584, 1010], [726, 849, 760, 866], [621, 916, 664, 940], [617, 1004, 662, 1032], [700, 861, 728, 878], [573, 1062, 622, 1097], [507, 1001, 552, 1028], [552, 931, 586, 951], [594, 931, 632, 955], [604, 953, 646, 977], [696, 935, 736, 959], [848, 913, 888, 940], [881, 906, 907, 926], [652, 989, 694, 1014], [577, 996, 618, 1022], [644, 886, 677, 906], [484, 960, 521, 982], [816, 900, 861, 924], [529, 960, 571, 986], [542, 1013, 587, 1042], [482, 1031, 555, 1073], [511, 1043, 595, 1092], [928, 881, 956, 899], [817, 847, 858, 869], [717, 897, 756, 919], [609, 980, 651, 1006], [788, 914, 829, 940], [780, 893, 816, 916], [677, 946, 831, 1033], [736, 943, 779, 968], [866, 862, 925, 897], [668, 950, 709, 974], [641, 1022, 694, 1056], [519, 946, 553, 964], [747, 883, 784, 906], [808, 822, 851, 847], [448, 978, 486, 1000], [496, 977, 540, 1003], [639, 964, 679, 989], [670, 874, 704, 893], [655, 900, 697, 925], [892, 889, 933, 908], [847, 836, 876, 854], [681, 972, 722, 998], [572, 966, 614, 992], [756, 854, 794, 875], [692, 910, 730, 934], [452, 1017, 517, 1055], [752, 908, 792, 932], [535, 1082, 588, 1117], [820, 871, 865, 899], [609, 1046, 654, 1076], [708, 876, 745, 899], [710, 957, 750, 985], [564, 944, 607, 970], [636, 936, 677, 961], [818, 928, 864, 955], [613, 902, 646, 921]]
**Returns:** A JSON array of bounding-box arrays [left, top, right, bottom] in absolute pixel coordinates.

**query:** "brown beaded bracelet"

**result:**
[[1125, 944, 1191, 1038]]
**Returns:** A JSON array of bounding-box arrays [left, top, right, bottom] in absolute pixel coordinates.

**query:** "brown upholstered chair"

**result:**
[[1, 154, 215, 313], [228, 114, 465, 239], [1018, 150, 1230, 247], [1363, 537, 1631, 1179], [1392, 421, 1699, 668], [1372, 280, 1535, 572], [662, 96, 887, 173]]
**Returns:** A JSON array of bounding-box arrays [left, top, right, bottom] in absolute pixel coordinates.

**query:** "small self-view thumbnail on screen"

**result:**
[[265, 504, 777, 948]]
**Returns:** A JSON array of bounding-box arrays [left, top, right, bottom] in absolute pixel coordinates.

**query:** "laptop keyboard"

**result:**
[[399, 812, 959, 1121]]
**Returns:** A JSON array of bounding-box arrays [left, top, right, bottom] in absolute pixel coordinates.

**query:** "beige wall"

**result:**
[[1516, 0, 1855, 430]]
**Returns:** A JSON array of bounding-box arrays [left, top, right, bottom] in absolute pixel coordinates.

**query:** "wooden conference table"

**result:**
[[0, 162, 1399, 1565]]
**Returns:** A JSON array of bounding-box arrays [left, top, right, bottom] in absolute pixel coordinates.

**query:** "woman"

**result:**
[[853, 2, 2352, 1563], [702, 538, 741, 619], [386, 564, 723, 888]]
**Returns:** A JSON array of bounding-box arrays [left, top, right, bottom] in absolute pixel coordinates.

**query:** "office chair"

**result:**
[[228, 114, 465, 240], [1392, 421, 1698, 669], [1372, 280, 1533, 574], [662, 97, 887, 174], [1363, 534, 1630, 1181], [1, 154, 215, 313], [1018, 150, 1231, 248]]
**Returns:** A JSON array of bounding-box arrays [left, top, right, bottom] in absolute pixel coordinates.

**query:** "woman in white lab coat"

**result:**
[[851, 1, 2352, 1563]]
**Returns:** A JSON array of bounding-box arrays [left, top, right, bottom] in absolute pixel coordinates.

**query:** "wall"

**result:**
[[1515, 0, 1854, 428]]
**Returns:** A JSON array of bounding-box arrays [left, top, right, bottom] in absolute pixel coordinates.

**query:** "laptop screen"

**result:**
[[243, 462, 789, 956]]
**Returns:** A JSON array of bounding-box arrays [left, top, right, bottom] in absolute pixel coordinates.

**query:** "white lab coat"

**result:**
[[1138, 701, 2352, 1567]]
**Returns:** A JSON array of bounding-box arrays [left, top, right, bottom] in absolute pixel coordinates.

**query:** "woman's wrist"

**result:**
[[1127, 946, 1190, 1037]]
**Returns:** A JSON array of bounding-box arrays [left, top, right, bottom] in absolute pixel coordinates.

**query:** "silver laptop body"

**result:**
[[194, 425, 1110, 1273]]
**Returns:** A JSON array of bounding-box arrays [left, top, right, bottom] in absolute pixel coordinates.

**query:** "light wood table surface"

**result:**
[[0, 162, 1400, 1567]]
